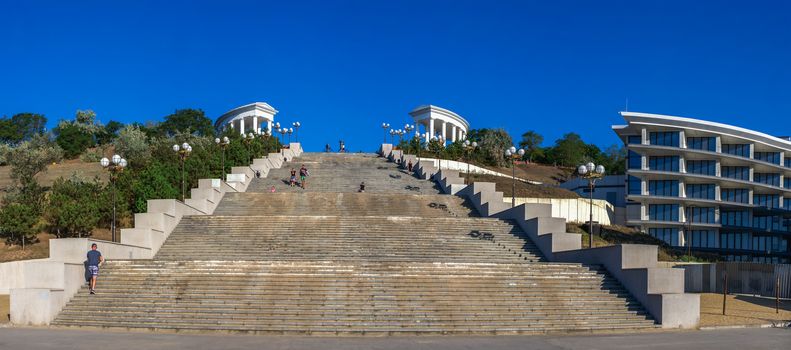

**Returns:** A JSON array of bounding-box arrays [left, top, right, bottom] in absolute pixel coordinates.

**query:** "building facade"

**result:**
[[613, 112, 790, 264]]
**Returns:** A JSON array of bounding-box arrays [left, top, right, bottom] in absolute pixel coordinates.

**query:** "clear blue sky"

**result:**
[[1, 0, 789, 151]]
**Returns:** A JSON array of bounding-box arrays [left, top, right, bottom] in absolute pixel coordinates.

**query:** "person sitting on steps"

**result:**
[[359, 182, 365, 193]]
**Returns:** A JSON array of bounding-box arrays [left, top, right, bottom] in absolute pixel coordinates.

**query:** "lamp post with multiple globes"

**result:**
[[214, 136, 230, 181], [381, 123, 390, 143], [504, 146, 525, 207], [463, 140, 478, 184], [577, 162, 606, 248], [173, 142, 192, 202], [100, 154, 127, 242]]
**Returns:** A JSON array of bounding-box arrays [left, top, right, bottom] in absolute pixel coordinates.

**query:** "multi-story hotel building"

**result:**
[[613, 112, 790, 264]]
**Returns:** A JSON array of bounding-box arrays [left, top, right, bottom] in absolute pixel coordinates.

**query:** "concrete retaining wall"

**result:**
[[408, 159, 700, 329], [510, 197, 615, 225], [1, 143, 303, 325]]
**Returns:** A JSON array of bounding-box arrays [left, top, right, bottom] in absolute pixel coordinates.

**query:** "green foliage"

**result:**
[[519, 130, 544, 162], [113, 125, 151, 166], [466, 128, 513, 167], [45, 176, 107, 238], [8, 135, 64, 187], [158, 109, 214, 137], [96, 120, 124, 145], [546, 132, 587, 167], [79, 148, 104, 162], [126, 161, 180, 213], [0, 113, 47, 144], [55, 123, 94, 159], [0, 143, 12, 165], [0, 202, 40, 248]]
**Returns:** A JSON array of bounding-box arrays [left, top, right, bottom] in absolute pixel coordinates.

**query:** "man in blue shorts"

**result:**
[[87, 243, 104, 295]]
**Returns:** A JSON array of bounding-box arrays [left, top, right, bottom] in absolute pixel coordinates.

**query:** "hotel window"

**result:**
[[785, 158, 791, 168], [721, 188, 749, 203], [685, 184, 715, 200], [628, 176, 642, 195], [785, 178, 791, 188], [686, 160, 716, 176], [720, 232, 750, 250], [688, 230, 717, 248], [649, 227, 679, 246], [649, 131, 680, 147], [648, 156, 679, 172], [722, 144, 751, 158], [686, 137, 716, 152], [721, 166, 750, 181], [754, 194, 779, 208], [754, 152, 780, 165], [649, 204, 679, 222], [785, 198, 791, 211], [628, 150, 642, 170], [627, 135, 642, 144], [649, 180, 679, 197], [687, 206, 716, 224], [754, 173, 780, 186], [721, 210, 749, 227]]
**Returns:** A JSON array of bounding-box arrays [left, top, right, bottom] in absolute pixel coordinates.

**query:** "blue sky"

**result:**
[[1, 0, 789, 151]]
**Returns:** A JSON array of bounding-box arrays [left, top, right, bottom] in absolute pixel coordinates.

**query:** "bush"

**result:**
[[79, 148, 103, 162], [0, 202, 40, 249], [128, 161, 179, 213], [113, 125, 150, 167], [45, 176, 107, 238], [55, 123, 94, 159], [8, 135, 63, 187]]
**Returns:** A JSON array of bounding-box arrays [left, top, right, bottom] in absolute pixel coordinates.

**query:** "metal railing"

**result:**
[[683, 262, 791, 299]]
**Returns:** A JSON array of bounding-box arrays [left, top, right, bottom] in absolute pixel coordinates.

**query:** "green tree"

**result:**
[[55, 123, 94, 158], [8, 135, 64, 187], [96, 120, 124, 145], [519, 130, 545, 162], [0, 113, 47, 144], [127, 161, 180, 213], [113, 125, 150, 166], [547, 133, 588, 167], [598, 144, 626, 175], [467, 128, 513, 167], [0, 202, 39, 249], [45, 177, 106, 238], [158, 109, 214, 137]]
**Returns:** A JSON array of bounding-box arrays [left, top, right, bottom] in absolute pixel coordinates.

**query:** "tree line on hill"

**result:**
[[395, 128, 626, 174], [0, 109, 281, 248]]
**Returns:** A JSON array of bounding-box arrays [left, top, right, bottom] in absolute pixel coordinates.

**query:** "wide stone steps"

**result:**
[[213, 192, 476, 217]]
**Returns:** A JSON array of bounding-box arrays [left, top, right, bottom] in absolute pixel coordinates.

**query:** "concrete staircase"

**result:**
[[52, 152, 657, 334]]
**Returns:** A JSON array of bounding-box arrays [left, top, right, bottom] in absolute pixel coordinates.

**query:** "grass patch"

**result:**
[[461, 173, 579, 199]]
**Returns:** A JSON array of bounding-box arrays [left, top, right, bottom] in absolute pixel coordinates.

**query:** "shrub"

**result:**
[[0, 202, 40, 249]]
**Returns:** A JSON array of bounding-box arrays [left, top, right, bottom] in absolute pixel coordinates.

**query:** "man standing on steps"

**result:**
[[87, 243, 104, 295], [299, 164, 309, 189]]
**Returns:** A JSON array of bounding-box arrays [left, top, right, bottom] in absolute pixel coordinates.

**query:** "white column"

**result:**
[[252, 116, 259, 134], [239, 118, 245, 135], [441, 121, 447, 144], [428, 118, 434, 140], [267, 120, 273, 134], [451, 125, 457, 142]]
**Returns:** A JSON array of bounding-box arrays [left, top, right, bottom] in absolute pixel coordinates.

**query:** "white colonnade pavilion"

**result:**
[[214, 102, 278, 135], [408, 105, 470, 145]]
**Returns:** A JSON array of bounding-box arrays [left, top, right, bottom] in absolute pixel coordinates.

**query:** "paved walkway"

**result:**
[[0, 327, 788, 350]]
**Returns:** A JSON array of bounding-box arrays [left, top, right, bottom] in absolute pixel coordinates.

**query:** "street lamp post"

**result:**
[[173, 142, 192, 202], [463, 140, 478, 184], [504, 146, 525, 207], [100, 154, 127, 242], [214, 136, 230, 181], [381, 123, 390, 143], [287, 128, 294, 144], [685, 205, 695, 259], [242, 132, 254, 163], [273, 122, 281, 144], [292, 122, 301, 142], [577, 162, 606, 248]]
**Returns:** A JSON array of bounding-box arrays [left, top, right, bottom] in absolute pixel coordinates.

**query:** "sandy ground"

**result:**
[[0, 158, 107, 192], [0, 295, 8, 323], [0, 229, 115, 263], [700, 293, 791, 327]]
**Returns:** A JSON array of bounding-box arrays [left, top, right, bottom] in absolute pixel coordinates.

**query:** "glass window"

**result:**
[[649, 131, 680, 147], [687, 230, 716, 248], [687, 137, 716, 152], [685, 184, 715, 200], [785, 198, 791, 211], [628, 150, 642, 170], [649, 227, 679, 246], [785, 178, 791, 189], [721, 188, 750, 203], [721, 210, 749, 227], [721, 166, 750, 181], [649, 204, 679, 221], [754, 194, 780, 208], [722, 144, 751, 158], [627, 135, 642, 144], [687, 206, 716, 224], [785, 158, 791, 168], [754, 152, 780, 165], [686, 160, 716, 176], [754, 173, 780, 186], [627, 175, 642, 195], [648, 156, 679, 172], [649, 180, 679, 197]]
